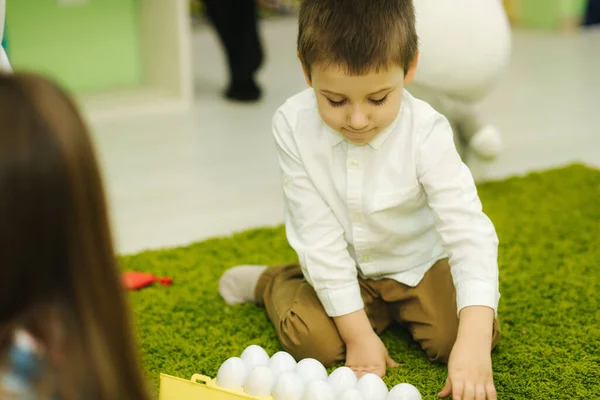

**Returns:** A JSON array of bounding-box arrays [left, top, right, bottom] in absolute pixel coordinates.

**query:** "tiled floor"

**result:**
[[89, 19, 600, 255]]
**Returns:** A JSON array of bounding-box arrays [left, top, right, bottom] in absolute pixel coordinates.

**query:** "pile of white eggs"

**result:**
[[216, 345, 422, 400]]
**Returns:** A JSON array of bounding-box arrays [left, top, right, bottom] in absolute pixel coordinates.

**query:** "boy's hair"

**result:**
[[298, 0, 418, 76], [0, 73, 150, 400]]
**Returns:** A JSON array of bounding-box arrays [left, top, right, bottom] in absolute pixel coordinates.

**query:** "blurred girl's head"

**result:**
[[0, 72, 149, 399]]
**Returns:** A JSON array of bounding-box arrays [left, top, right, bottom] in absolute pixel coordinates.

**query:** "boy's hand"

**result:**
[[438, 306, 496, 400], [345, 331, 399, 378], [333, 308, 399, 378], [438, 338, 496, 400]]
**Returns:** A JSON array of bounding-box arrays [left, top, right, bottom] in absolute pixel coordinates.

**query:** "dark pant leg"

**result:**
[[202, 0, 264, 100], [585, 0, 600, 26]]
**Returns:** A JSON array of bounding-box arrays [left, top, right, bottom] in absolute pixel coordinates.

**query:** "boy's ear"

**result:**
[[298, 51, 313, 87], [404, 51, 420, 84]]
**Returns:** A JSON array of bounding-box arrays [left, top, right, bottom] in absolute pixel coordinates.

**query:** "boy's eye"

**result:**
[[370, 95, 388, 106], [327, 98, 347, 107]]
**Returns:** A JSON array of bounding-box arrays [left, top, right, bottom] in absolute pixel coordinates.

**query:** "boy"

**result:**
[[219, 0, 501, 398]]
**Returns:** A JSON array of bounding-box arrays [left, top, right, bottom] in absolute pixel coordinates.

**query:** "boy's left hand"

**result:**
[[438, 338, 496, 400]]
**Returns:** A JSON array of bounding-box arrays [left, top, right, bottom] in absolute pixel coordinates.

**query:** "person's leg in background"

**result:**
[[202, 0, 264, 102], [584, 0, 600, 26]]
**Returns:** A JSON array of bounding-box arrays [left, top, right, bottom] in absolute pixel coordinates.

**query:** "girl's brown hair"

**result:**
[[0, 72, 150, 399]]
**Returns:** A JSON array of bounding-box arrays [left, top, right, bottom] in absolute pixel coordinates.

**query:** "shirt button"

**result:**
[[360, 254, 370, 263], [349, 159, 360, 168]]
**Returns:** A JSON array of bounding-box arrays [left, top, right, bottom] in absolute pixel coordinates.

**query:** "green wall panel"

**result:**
[[520, 0, 587, 29], [6, 0, 141, 94]]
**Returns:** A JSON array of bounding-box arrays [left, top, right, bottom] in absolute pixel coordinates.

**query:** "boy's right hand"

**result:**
[[345, 331, 399, 378], [333, 309, 399, 378]]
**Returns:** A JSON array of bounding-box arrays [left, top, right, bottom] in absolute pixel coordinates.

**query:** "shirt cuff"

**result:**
[[456, 279, 500, 317], [316, 282, 364, 317]]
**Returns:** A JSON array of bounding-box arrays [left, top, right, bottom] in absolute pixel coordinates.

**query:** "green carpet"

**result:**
[[122, 164, 600, 399]]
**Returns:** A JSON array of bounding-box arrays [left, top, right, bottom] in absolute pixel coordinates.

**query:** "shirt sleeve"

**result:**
[[416, 113, 500, 316], [272, 107, 363, 317]]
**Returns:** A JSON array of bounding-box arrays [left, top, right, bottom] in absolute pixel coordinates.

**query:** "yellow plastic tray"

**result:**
[[158, 373, 274, 400]]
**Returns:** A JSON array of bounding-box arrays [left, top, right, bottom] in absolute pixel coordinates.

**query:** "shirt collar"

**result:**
[[368, 112, 400, 149], [326, 106, 402, 150], [327, 126, 345, 147]]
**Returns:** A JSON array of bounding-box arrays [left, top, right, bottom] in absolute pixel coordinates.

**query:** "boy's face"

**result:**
[[303, 59, 417, 146]]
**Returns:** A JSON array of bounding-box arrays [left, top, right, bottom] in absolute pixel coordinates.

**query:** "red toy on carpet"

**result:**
[[121, 271, 173, 291]]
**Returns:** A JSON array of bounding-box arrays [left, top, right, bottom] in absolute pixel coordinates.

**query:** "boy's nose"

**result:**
[[348, 108, 369, 131]]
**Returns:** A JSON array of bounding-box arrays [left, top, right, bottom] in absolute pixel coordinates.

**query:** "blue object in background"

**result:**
[[2, 23, 7, 56], [585, 0, 600, 25], [1, 336, 42, 399]]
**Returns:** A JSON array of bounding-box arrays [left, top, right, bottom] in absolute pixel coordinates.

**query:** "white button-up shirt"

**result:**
[[273, 88, 500, 318]]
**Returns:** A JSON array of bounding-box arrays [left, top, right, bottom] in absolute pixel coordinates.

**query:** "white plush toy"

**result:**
[[407, 0, 511, 160], [0, 0, 12, 72]]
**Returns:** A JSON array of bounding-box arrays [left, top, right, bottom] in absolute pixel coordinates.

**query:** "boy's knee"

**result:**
[[277, 311, 345, 367], [422, 327, 457, 364]]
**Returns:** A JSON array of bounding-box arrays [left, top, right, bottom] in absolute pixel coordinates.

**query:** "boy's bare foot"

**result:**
[[219, 265, 267, 305]]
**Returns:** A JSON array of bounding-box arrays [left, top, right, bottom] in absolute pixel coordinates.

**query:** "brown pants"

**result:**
[[255, 258, 501, 367]]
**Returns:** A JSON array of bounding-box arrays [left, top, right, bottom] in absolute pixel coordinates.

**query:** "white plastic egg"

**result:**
[[240, 345, 270, 370], [327, 366, 358, 395], [272, 371, 304, 400], [302, 380, 335, 400], [339, 388, 365, 400], [386, 383, 422, 400], [356, 373, 388, 400], [244, 365, 274, 397], [216, 357, 248, 389], [269, 351, 297, 378], [295, 358, 328, 383]]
